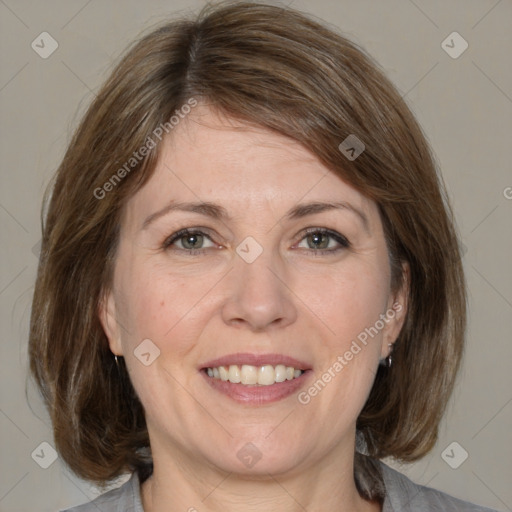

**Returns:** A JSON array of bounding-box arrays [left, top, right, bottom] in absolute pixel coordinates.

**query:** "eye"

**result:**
[[296, 228, 350, 253], [163, 228, 217, 253]]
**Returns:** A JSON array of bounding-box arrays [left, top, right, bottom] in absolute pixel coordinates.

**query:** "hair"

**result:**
[[29, 0, 466, 500]]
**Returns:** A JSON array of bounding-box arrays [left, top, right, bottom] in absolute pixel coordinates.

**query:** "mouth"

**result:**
[[199, 353, 312, 404], [203, 364, 305, 385]]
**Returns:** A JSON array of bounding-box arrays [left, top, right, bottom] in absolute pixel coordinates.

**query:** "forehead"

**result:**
[[164, 105, 324, 186], [123, 105, 377, 225]]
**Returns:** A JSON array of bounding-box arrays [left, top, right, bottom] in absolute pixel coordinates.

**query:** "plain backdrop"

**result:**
[[0, 1, 511, 511]]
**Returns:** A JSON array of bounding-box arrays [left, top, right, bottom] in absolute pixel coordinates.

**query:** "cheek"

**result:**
[[116, 261, 217, 358], [297, 271, 387, 428], [323, 262, 390, 404], [296, 260, 389, 344], [115, 266, 212, 416]]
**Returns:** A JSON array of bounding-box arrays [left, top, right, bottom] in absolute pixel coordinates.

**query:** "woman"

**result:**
[[29, 2, 497, 511]]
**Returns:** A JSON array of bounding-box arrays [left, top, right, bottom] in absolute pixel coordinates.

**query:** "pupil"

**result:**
[[309, 232, 328, 249], [183, 234, 202, 249]]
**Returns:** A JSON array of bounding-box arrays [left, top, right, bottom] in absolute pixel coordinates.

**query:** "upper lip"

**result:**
[[200, 353, 311, 370]]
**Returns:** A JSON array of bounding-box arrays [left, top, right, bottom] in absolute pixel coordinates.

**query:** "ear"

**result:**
[[380, 262, 409, 359], [98, 289, 124, 356]]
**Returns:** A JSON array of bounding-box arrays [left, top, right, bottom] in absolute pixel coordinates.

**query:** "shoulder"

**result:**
[[60, 472, 143, 512], [380, 461, 498, 512]]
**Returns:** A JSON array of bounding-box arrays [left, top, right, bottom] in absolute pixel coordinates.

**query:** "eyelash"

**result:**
[[162, 227, 350, 256]]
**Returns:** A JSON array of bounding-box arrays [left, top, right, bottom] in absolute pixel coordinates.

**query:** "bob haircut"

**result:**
[[29, 0, 466, 497]]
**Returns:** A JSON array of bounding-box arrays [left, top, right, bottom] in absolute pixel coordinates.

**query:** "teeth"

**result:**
[[275, 364, 287, 383], [240, 365, 258, 385], [218, 366, 229, 381], [228, 364, 241, 383], [257, 365, 275, 386], [205, 364, 305, 385]]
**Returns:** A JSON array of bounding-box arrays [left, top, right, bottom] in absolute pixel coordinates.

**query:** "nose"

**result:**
[[221, 247, 297, 332]]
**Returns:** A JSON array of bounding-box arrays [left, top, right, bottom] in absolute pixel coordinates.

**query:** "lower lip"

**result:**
[[201, 370, 311, 405]]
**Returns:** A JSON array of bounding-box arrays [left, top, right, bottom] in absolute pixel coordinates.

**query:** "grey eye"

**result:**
[[306, 232, 330, 249], [179, 233, 205, 249]]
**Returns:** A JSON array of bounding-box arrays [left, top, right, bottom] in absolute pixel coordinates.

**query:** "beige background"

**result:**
[[1, 0, 511, 510]]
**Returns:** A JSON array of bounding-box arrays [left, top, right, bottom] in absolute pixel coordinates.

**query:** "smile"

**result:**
[[200, 353, 312, 404], [206, 364, 304, 385]]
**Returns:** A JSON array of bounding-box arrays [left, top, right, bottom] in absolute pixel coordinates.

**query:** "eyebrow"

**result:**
[[142, 201, 230, 230], [142, 200, 370, 233], [287, 201, 370, 233]]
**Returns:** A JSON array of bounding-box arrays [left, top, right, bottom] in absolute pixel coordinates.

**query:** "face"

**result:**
[[100, 105, 407, 477]]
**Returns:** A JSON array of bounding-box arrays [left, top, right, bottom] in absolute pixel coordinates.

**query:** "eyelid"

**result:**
[[162, 226, 350, 253], [294, 227, 350, 249], [162, 227, 219, 250]]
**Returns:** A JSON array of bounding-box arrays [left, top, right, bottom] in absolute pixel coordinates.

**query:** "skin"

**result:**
[[100, 104, 408, 512]]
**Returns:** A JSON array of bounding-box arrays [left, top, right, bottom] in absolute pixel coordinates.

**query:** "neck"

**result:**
[[141, 442, 381, 512]]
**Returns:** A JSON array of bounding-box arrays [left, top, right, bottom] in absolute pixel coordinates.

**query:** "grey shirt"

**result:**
[[61, 462, 497, 511]]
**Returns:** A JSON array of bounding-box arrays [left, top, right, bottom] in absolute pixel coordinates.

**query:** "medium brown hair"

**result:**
[[29, 0, 466, 497]]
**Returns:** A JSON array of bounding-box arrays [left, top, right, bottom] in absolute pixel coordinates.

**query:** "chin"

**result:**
[[203, 435, 309, 477]]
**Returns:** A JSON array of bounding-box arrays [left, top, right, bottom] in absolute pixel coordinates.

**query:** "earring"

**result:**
[[386, 343, 393, 368], [114, 355, 123, 370], [380, 343, 393, 367]]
